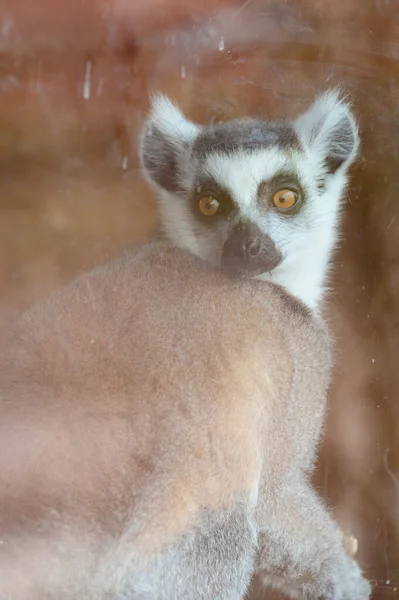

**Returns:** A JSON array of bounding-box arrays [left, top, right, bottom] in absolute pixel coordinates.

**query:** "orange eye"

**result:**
[[272, 189, 299, 212], [198, 196, 220, 216]]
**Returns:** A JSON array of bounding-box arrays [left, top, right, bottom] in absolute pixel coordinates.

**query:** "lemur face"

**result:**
[[140, 91, 359, 309]]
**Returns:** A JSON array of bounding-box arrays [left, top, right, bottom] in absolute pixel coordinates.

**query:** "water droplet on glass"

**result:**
[[218, 37, 225, 51], [96, 78, 103, 97], [122, 156, 128, 170], [83, 61, 92, 100], [180, 65, 186, 79]]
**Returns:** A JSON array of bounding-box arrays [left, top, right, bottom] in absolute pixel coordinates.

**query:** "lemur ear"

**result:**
[[294, 90, 360, 174], [140, 95, 200, 193]]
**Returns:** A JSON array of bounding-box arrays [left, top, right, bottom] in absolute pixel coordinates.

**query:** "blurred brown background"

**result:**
[[1, 0, 399, 597]]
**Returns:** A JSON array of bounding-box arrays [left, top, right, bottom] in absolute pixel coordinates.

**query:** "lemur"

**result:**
[[0, 91, 370, 600]]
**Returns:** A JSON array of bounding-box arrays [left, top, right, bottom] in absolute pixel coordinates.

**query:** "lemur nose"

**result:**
[[247, 238, 261, 258], [221, 220, 283, 277]]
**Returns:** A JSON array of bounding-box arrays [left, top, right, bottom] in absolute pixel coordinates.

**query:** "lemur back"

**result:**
[[0, 243, 328, 599]]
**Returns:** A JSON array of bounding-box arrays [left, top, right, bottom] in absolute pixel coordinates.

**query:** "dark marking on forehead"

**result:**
[[192, 118, 301, 158]]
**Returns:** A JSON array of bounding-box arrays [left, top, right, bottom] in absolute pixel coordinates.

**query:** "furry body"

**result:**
[[0, 243, 370, 599]]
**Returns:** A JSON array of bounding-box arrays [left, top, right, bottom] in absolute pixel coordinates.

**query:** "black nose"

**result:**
[[221, 221, 282, 277], [230, 231, 261, 260]]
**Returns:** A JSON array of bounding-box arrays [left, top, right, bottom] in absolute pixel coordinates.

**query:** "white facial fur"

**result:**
[[140, 91, 359, 311]]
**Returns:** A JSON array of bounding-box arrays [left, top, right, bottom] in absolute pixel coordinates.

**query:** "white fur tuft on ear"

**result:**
[[149, 94, 199, 141], [140, 95, 200, 193], [294, 89, 360, 174]]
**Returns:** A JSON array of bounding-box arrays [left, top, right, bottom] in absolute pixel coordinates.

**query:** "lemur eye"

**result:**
[[198, 196, 220, 217], [272, 189, 299, 212]]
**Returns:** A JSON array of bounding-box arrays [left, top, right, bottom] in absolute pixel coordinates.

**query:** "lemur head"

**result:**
[[140, 90, 359, 310]]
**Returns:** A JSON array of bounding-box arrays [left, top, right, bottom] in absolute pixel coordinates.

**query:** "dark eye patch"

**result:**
[[257, 172, 305, 215], [191, 176, 236, 224]]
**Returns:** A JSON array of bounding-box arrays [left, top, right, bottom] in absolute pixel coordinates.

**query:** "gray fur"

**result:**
[[125, 501, 256, 599], [256, 479, 371, 599], [0, 243, 371, 599], [141, 124, 187, 193], [192, 118, 301, 158]]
